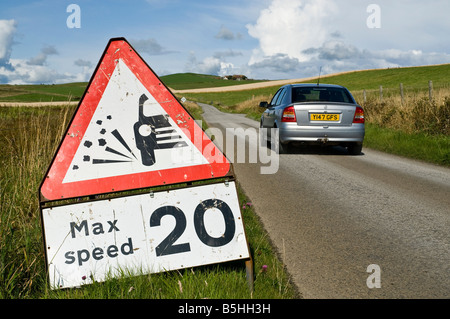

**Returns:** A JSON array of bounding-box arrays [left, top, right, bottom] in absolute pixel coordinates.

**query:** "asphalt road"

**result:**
[[198, 102, 450, 299]]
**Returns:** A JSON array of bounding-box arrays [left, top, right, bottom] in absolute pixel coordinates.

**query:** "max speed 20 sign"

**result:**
[[42, 181, 249, 289], [39, 38, 251, 289]]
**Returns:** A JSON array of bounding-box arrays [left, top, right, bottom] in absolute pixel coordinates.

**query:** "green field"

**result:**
[[176, 64, 450, 105], [0, 73, 265, 102], [160, 73, 267, 90], [310, 64, 450, 92], [0, 82, 87, 103], [2, 64, 449, 102]]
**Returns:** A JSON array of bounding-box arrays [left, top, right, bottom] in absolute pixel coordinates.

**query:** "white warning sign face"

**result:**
[[63, 59, 208, 184]]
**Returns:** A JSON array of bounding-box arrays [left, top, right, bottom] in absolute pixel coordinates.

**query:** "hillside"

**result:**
[[0, 73, 263, 103], [1, 64, 450, 103], [173, 64, 450, 94], [160, 72, 266, 90], [308, 63, 450, 92]]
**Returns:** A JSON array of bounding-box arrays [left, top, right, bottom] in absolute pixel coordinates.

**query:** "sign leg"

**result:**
[[245, 257, 254, 293]]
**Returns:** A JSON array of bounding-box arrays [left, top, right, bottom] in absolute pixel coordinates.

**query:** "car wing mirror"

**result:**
[[259, 101, 269, 108]]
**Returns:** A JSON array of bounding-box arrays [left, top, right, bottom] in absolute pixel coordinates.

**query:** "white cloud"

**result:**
[[303, 40, 450, 71], [130, 38, 175, 56], [243, 0, 450, 79], [246, 0, 337, 64], [185, 52, 236, 76], [0, 19, 92, 84], [27, 45, 59, 66], [74, 59, 92, 68], [1, 58, 92, 84], [215, 25, 242, 41], [249, 53, 300, 73], [0, 19, 17, 70], [213, 49, 243, 59], [303, 40, 363, 61], [2, 59, 58, 84], [3, 2, 450, 83]]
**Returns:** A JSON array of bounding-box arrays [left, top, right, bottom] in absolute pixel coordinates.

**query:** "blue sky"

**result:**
[[1, 0, 450, 84]]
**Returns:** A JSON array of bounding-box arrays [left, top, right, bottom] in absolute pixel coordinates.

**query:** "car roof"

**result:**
[[288, 83, 346, 89]]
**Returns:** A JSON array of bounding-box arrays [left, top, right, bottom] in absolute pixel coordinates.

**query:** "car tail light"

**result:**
[[353, 106, 365, 124], [281, 106, 297, 122]]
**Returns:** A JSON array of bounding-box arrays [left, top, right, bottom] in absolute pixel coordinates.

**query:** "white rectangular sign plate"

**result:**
[[41, 181, 249, 289]]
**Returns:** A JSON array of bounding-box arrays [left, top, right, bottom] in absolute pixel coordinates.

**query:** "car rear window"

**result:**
[[292, 87, 355, 104]]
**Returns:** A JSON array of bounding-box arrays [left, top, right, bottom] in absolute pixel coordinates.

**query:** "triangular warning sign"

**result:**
[[40, 38, 230, 201]]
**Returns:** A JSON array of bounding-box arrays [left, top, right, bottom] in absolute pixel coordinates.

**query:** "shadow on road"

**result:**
[[280, 144, 365, 156]]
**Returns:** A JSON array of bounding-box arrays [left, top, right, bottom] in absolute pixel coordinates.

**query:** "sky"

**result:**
[[1, 0, 450, 84]]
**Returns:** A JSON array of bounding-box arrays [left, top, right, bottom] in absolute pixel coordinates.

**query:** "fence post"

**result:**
[[400, 83, 404, 105], [428, 80, 433, 102], [379, 85, 383, 103], [363, 89, 367, 104]]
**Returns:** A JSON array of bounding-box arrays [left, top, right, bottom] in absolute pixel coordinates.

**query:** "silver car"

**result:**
[[260, 84, 365, 154]]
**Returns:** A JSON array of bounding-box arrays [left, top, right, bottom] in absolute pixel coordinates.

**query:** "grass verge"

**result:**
[[364, 124, 450, 166]]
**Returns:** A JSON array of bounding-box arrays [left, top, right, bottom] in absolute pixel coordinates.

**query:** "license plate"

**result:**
[[310, 113, 340, 121]]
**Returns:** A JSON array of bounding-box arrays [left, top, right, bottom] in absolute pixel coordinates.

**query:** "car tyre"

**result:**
[[347, 143, 363, 155], [277, 138, 290, 154], [260, 122, 270, 148]]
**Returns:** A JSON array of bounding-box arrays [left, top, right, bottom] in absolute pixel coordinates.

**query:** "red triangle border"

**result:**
[[39, 38, 231, 201]]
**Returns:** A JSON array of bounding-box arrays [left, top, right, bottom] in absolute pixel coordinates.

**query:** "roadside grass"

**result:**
[[364, 124, 450, 166], [357, 88, 449, 166], [0, 104, 298, 299], [356, 92, 450, 136], [0, 106, 72, 298]]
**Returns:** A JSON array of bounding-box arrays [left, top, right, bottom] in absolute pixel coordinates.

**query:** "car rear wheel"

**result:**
[[347, 143, 363, 155], [265, 132, 289, 154], [277, 136, 290, 154]]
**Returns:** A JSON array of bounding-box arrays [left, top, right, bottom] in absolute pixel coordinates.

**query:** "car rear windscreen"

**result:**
[[292, 87, 355, 104]]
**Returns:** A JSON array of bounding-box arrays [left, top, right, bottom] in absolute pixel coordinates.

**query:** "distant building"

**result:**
[[222, 75, 248, 81]]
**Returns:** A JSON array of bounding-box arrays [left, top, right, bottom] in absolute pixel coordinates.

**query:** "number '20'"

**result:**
[[149, 199, 236, 256]]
